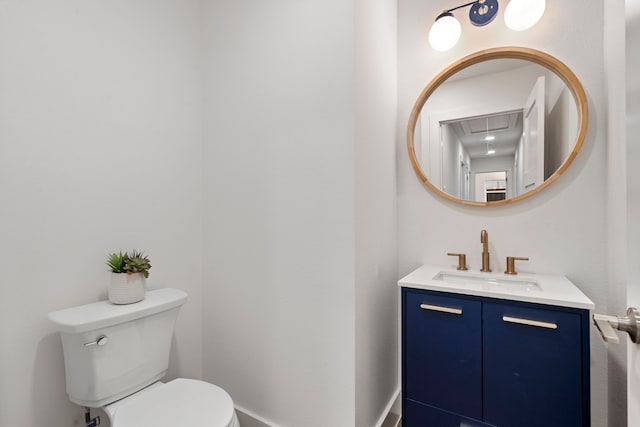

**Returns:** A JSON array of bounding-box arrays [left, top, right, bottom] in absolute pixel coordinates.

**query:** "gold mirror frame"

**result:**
[[407, 46, 588, 207]]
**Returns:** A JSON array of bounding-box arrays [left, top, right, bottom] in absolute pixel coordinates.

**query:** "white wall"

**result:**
[[422, 63, 542, 122], [201, 2, 356, 425], [0, 1, 204, 426], [627, 0, 640, 423], [354, 0, 399, 425], [398, 1, 610, 425], [441, 124, 462, 197], [202, 1, 398, 426], [471, 155, 513, 174], [546, 87, 576, 178]]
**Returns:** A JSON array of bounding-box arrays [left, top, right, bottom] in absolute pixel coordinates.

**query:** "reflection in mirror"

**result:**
[[440, 112, 523, 201], [409, 48, 586, 206]]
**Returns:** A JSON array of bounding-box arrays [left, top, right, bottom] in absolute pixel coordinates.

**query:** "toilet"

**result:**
[[48, 288, 240, 427]]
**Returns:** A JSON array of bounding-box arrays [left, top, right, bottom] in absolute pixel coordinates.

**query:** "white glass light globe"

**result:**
[[504, 0, 546, 31], [428, 14, 462, 52]]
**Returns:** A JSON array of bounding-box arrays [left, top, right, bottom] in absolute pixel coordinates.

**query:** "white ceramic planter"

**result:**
[[108, 272, 146, 304]]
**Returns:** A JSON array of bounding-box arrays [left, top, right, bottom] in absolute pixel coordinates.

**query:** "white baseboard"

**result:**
[[236, 387, 401, 427], [375, 387, 401, 427], [235, 405, 280, 427], [381, 412, 401, 427]]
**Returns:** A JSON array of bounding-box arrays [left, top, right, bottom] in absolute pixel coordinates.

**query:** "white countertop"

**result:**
[[398, 265, 594, 310]]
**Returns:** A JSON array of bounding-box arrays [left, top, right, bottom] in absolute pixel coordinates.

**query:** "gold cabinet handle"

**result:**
[[420, 304, 462, 315], [503, 315, 557, 329]]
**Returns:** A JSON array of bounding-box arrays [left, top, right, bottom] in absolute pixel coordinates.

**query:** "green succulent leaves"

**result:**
[[122, 251, 152, 278], [106, 251, 127, 273], [106, 250, 152, 278]]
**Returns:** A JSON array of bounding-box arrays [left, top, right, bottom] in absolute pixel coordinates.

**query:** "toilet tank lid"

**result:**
[[48, 288, 188, 333]]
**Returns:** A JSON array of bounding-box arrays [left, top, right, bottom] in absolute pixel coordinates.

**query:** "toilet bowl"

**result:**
[[104, 379, 240, 427], [48, 288, 240, 427]]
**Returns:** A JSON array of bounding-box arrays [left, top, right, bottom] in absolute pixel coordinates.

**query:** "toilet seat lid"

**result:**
[[112, 379, 235, 427]]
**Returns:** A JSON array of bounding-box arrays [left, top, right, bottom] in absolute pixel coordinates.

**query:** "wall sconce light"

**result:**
[[428, 0, 546, 51]]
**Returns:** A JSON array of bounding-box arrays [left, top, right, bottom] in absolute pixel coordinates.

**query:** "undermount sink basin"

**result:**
[[433, 271, 542, 292]]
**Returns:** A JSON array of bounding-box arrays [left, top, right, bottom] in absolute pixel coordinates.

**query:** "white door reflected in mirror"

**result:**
[[522, 76, 545, 191]]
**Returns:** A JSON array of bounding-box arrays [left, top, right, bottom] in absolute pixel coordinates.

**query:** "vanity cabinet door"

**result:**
[[403, 290, 482, 419], [482, 302, 587, 427]]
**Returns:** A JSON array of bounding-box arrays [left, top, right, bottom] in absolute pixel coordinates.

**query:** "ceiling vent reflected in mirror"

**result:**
[[445, 112, 523, 159]]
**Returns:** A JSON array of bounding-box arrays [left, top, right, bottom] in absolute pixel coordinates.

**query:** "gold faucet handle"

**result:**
[[505, 257, 529, 275], [447, 253, 468, 271]]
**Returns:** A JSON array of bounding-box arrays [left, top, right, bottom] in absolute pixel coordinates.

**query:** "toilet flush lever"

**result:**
[[84, 335, 108, 347]]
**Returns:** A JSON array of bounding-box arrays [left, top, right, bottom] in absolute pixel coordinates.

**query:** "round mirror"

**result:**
[[407, 47, 588, 206]]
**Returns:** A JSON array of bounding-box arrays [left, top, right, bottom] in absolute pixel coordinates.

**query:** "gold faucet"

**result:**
[[480, 229, 491, 272]]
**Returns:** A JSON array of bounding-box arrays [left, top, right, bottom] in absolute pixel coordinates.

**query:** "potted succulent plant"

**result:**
[[106, 250, 151, 304]]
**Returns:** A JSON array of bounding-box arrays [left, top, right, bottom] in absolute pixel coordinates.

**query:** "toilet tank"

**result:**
[[48, 288, 188, 408]]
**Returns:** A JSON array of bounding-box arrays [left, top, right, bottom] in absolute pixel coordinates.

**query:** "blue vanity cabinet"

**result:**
[[402, 288, 590, 427], [483, 301, 590, 427], [404, 290, 483, 419]]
